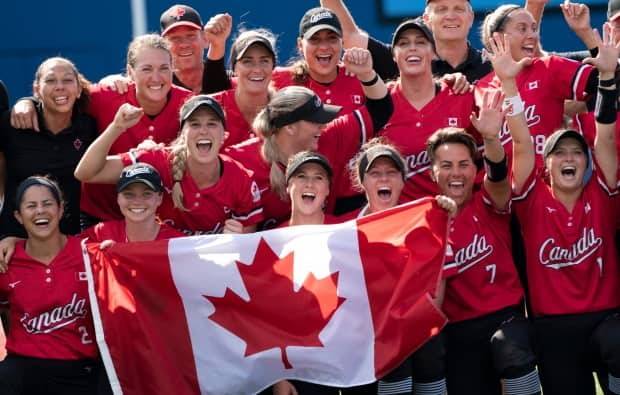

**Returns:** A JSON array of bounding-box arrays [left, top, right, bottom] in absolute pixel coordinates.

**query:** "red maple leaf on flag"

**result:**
[[203, 237, 346, 369]]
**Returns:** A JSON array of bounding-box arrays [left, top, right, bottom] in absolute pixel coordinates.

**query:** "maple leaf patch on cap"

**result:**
[[203, 237, 346, 369]]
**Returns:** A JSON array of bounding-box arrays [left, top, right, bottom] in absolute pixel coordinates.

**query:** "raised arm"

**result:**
[[584, 24, 620, 188], [525, 0, 548, 29], [470, 90, 511, 208], [319, 0, 369, 49], [560, 1, 598, 52], [74, 103, 144, 184], [203, 13, 233, 94], [342, 47, 393, 131], [486, 32, 535, 193]]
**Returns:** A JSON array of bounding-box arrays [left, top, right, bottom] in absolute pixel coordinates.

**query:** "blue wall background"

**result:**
[[0, 1, 608, 103]]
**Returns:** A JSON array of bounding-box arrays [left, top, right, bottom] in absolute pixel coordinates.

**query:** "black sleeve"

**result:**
[[364, 92, 394, 132], [367, 36, 399, 82], [202, 57, 232, 94], [0, 81, 8, 112], [584, 68, 599, 95]]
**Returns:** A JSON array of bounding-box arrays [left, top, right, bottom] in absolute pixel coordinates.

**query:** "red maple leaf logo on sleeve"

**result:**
[[203, 237, 346, 369]]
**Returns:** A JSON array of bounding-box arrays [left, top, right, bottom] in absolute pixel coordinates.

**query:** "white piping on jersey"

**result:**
[[571, 64, 588, 101], [232, 206, 264, 222], [353, 109, 367, 143]]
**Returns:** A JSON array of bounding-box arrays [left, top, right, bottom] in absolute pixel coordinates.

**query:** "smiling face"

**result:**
[[117, 183, 163, 224], [501, 9, 539, 60], [234, 44, 274, 95], [545, 137, 587, 194], [298, 29, 342, 83], [431, 142, 476, 208], [183, 106, 226, 165], [287, 120, 325, 153], [164, 25, 205, 73], [424, 0, 474, 43], [362, 157, 404, 213], [15, 185, 63, 241], [287, 162, 330, 217], [34, 59, 82, 116], [128, 47, 173, 107], [392, 28, 434, 77]]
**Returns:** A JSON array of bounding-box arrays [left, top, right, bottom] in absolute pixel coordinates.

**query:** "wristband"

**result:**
[[502, 95, 524, 116], [360, 73, 379, 86], [599, 78, 616, 88], [483, 155, 508, 183], [595, 85, 618, 124]]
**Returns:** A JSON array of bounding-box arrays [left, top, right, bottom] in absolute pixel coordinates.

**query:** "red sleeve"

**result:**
[[229, 162, 264, 227], [547, 55, 594, 101], [442, 244, 458, 279], [0, 273, 9, 304]]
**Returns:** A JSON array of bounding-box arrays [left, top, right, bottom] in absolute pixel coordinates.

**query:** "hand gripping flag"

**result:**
[[83, 198, 449, 395]]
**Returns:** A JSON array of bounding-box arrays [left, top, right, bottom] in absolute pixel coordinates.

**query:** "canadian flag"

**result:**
[[83, 198, 448, 395]]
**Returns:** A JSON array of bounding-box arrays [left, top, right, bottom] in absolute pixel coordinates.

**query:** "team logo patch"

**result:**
[[172, 6, 186, 19], [250, 181, 261, 203], [528, 81, 538, 90], [78, 272, 88, 281], [352, 95, 362, 105], [73, 138, 83, 151], [448, 117, 458, 127]]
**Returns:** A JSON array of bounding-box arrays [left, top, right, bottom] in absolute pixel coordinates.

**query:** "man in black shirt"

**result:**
[[321, 0, 491, 83], [159, 4, 231, 94]]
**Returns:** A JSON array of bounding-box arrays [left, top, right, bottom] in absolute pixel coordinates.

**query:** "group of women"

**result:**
[[1, 1, 620, 395]]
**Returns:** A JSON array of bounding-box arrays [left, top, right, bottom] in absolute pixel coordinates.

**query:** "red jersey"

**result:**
[[81, 83, 193, 221], [513, 167, 620, 316], [381, 81, 475, 202], [272, 66, 365, 115], [120, 149, 263, 235], [82, 219, 183, 242], [226, 108, 374, 229], [210, 88, 258, 148], [476, 56, 593, 167], [442, 188, 523, 322], [0, 236, 98, 360], [272, 65, 368, 202]]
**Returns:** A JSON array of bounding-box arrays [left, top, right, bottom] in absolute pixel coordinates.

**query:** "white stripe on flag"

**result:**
[[168, 222, 376, 394], [81, 240, 123, 395]]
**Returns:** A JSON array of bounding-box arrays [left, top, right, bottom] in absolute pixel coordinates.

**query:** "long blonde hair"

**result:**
[[169, 132, 189, 211]]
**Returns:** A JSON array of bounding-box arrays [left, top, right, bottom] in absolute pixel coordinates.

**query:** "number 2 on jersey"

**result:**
[[78, 325, 93, 344]]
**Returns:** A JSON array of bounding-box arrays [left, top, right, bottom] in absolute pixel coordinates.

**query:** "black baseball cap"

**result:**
[[285, 151, 333, 184], [609, 0, 620, 21], [160, 4, 203, 36], [229, 31, 277, 69], [180, 95, 226, 128], [299, 7, 342, 39], [117, 163, 163, 193], [358, 145, 406, 182], [391, 17, 435, 50], [542, 129, 590, 160], [270, 88, 341, 128]]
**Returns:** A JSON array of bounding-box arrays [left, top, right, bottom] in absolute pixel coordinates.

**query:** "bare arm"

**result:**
[[74, 103, 144, 184], [585, 24, 620, 188], [319, 0, 369, 49], [560, 1, 598, 50], [470, 90, 511, 209], [342, 48, 387, 100], [204, 13, 232, 61], [525, 0, 548, 29], [486, 33, 535, 193]]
